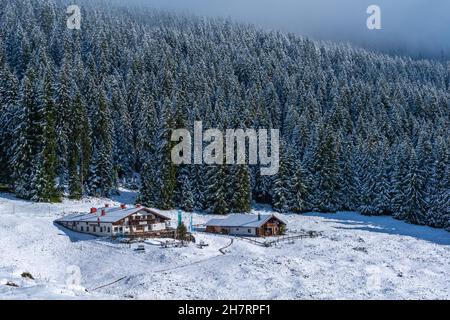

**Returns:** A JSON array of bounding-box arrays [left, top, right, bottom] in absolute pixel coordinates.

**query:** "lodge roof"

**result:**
[[205, 214, 286, 228], [55, 206, 170, 224]]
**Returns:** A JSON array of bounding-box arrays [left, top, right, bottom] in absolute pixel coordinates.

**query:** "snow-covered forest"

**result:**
[[0, 0, 448, 229]]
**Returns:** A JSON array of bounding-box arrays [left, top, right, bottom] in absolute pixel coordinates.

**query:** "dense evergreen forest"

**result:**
[[0, 0, 449, 230]]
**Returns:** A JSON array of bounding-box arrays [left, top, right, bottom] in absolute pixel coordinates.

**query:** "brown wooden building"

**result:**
[[205, 214, 286, 237]]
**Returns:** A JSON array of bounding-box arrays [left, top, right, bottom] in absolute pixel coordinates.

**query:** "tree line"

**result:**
[[0, 0, 448, 230]]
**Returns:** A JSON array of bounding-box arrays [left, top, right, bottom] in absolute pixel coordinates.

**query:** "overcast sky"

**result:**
[[123, 0, 450, 58]]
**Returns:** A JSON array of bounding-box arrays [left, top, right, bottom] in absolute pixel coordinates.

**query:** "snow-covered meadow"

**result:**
[[0, 190, 449, 300]]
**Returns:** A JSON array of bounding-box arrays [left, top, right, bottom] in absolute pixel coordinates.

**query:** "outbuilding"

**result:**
[[205, 214, 286, 237]]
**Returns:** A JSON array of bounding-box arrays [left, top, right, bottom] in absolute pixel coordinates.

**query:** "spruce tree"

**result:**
[[176, 165, 195, 212], [11, 65, 42, 200], [313, 126, 340, 212], [139, 161, 158, 207], [272, 150, 291, 213], [428, 137, 450, 228], [205, 165, 229, 215], [0, 58, 19, 186], [291, 162, 308, 213], [87, 91, 114, 197], [392, 142, 412, 217], [153, 100, 177, 209], [397, 150, 427, 225], [38, 71, 60, 202], [228, 165, 252, 213]]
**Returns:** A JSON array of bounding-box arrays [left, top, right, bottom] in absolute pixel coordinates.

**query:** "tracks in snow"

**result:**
[[89, 276, 128, 292], [88, 238, 235, 292], [219, 238, 234, 254]]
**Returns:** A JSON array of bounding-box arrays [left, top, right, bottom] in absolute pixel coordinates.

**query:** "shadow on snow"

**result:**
[[53, 222, 98, 243], [304, 211, 450, 246]]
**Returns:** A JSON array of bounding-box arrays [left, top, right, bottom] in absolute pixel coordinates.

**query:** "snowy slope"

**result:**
[[0, 191, 449, 300]]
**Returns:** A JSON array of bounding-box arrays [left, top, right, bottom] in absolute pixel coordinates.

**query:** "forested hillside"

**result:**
[[0, 0, 448, 229]]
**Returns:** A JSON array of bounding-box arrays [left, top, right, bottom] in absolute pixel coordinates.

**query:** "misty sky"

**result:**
[[123, 0, 450, 58]]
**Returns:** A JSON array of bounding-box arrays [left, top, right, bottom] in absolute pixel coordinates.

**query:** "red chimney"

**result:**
[[101, 209, 106, 216], [136, 203, 142, 208], [90, 208, 97, 214], [120, 204, 126, 209]]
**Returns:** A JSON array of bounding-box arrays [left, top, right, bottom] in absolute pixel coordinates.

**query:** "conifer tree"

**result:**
[[153, 100, 177, 209], [205, 165, 229, 215], [272, 150, 291, 213], [397, 150, 427, 224], [291, 162, 308, 213], [139, 161, 158, 207], [228, 165, 252, 213], [37, 71, 60, 202], [11, 65, 42, 200], [428, 137, 450, 228], [67, 94, 85, 199], [87, 91, 114, 197], [392, 142, 412, 216], [0, 57, 19, 186], [176, 165, 195, 212], [313, 126, 340, 212], [372, 156, 393, 215]]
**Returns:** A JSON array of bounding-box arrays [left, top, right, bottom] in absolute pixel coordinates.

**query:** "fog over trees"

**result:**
[[124, 0, 450, 58], [0, 0, 449, 230]]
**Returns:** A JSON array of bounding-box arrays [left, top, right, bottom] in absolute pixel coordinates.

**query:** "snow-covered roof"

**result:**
[[205, 218, 223, 226], [55, 206, 170, 224], [205, 214, 285, 228]]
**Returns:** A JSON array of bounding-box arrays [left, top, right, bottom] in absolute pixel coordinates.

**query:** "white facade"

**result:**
[[63, 221, 114, 236], [56, 206, 172, 238], [226, 227, 257, 236], [151, 223, 167, 231]]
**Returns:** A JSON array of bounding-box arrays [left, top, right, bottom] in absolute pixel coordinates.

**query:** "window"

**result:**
[[248, 229, 251, 233], [107, 227, 110, 233], [114, 227, 118, 232], [81, 226, 84, 232], [86, 227, 89, 232], [93, 226, 96, 232]]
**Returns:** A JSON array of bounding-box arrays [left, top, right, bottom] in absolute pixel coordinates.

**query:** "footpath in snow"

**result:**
[[0, 191, 449, 300]]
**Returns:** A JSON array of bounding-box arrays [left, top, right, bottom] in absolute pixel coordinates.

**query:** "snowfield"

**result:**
[[0, 191, 449, 300]]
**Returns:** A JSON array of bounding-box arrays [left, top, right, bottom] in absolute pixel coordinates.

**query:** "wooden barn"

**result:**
[[55, 204, 173, 238], [205, 214, 286, 237]]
